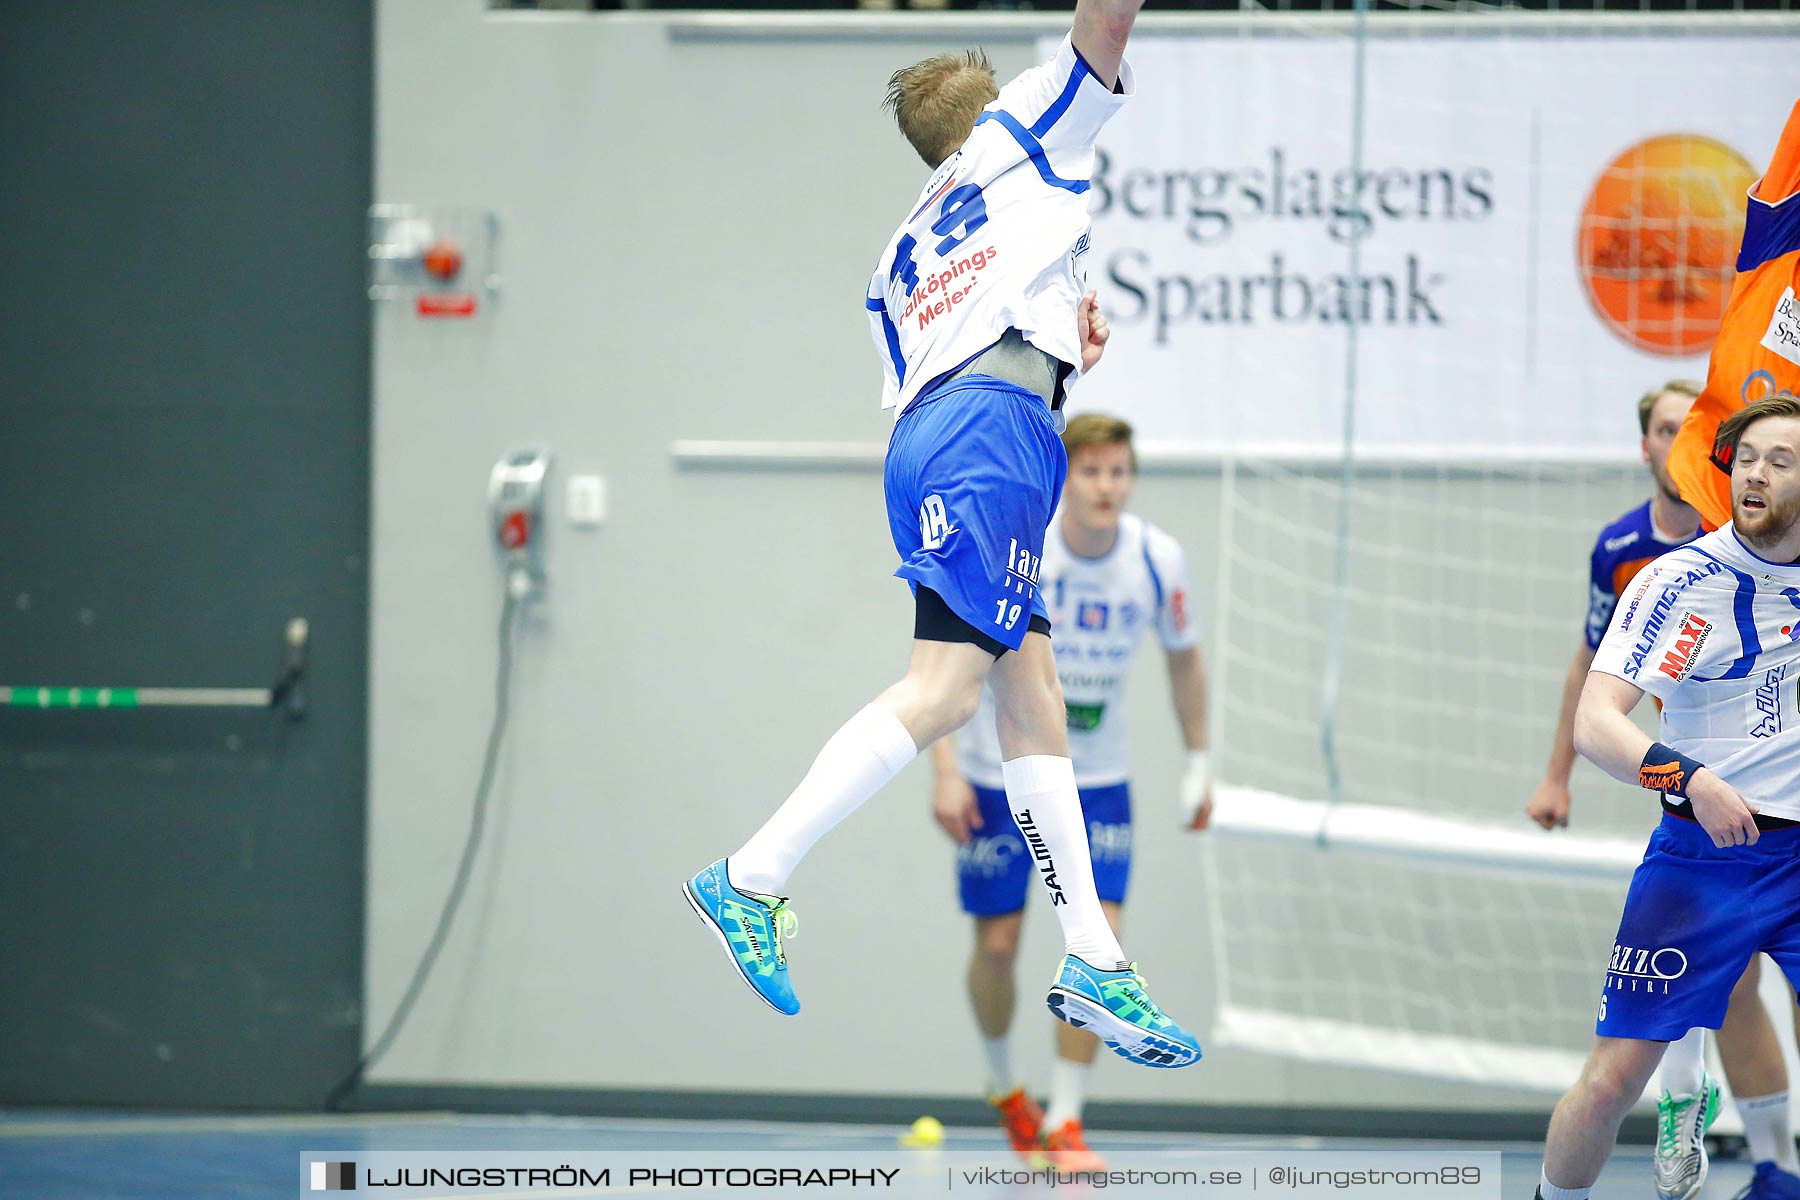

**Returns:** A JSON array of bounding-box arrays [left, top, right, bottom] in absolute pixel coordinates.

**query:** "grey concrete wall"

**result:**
[[0, 0, 371, 1109], [367, 1, 1665, 1114]]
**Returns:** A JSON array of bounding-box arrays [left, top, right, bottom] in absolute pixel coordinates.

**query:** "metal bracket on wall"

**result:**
[[1, 618, 311, 720], [368, 205, 499, 318]]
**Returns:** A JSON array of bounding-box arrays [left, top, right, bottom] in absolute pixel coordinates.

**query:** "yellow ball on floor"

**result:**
[[900, 1115, 944, 1147]]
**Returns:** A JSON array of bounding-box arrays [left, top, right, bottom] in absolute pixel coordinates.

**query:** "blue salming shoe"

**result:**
[[682, 858, 800, 1016], [1046, 955, 1201, 1068]]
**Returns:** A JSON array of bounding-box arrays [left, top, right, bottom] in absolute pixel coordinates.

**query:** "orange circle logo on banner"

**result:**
[[1578, 134, 1754, 357]]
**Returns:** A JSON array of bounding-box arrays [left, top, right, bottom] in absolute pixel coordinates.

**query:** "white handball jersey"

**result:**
[[865, 36, 1134, 417], [1590, 525, 1800, 820], [957, 512, 1197, 789]]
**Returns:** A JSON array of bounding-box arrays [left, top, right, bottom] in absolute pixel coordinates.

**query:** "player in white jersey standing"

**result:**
[[928, 414, 1212, 1168], [1537, 394, 1800, 1200], [683, 0, 1201, 1071], [1527, 379, 1800, 1200]]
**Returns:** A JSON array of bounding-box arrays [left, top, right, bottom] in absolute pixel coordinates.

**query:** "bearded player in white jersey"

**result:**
[[1538, 394, 1800, 1200], [1528, 381, 1800, 1200], [928, 413, 1211, 1168], [683, 0, 1201, 1070]]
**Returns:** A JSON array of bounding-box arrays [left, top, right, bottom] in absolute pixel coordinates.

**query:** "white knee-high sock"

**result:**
[[1660, 1027, 1707, 1096], [729, 704, 917, 896], [1001, 755, 1126, 968], [1739, 1092, 1799, 1171]]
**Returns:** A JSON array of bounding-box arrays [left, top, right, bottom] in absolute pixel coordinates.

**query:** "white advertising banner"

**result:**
[[1056, 34, 1798, 456]]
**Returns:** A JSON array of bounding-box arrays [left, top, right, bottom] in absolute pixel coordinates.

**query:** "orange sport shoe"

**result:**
[[988, 1087, 1045, 1163], [1041, 1117, 1107, 1172]]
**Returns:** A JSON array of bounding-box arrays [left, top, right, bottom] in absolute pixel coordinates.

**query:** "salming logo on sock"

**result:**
[[1014, 809, 1065, 906]]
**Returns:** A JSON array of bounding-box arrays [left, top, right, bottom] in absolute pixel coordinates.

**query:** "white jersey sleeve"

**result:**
[[1142, 523, 1199, 652], [866, 277, 902, 413], [989, 36, 1135, 174], [1589, 548, 1735, 705]]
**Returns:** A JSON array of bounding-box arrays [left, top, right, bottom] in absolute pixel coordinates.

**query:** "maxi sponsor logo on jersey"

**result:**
[[1623, 562, 1724, 679], [1605, 943, 1688, 995], [1657, 612, 1714, 683], [1752, 662, 1791, 739], [901, 244, 1000, 330]]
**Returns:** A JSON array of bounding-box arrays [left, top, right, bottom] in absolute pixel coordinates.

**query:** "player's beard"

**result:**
[[1734, 488, 1800, 552]]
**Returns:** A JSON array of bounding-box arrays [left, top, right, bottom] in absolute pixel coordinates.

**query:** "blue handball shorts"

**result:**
[[885, 375, 1067, 653], [1597, 813, 1800, 1041], [956, 782, 1133, 916]]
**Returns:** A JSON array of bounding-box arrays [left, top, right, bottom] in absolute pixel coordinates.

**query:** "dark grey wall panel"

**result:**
[[0, 0, 371, 1109]]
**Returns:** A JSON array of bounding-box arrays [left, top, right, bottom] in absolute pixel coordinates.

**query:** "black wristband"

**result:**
[[1640, 741, 1705, 799]]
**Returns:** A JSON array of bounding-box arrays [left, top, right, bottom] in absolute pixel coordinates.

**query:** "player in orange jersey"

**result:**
[[1667, 99, 1800, 531]]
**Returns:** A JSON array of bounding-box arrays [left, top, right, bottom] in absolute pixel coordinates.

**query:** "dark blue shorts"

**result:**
[[1597, 814, 1800, 1041], [956, 782, 1132, 917], [885, 376, 1066, 653]]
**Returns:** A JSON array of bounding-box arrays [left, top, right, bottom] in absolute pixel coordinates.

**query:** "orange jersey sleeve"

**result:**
[[1668, 98, 1800, 530]]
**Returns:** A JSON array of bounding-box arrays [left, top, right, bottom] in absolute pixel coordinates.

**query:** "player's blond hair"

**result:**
[[1063, 413, 1137, 474], [1637, 378, 1703, 435], [883, 50, 999, 168], [1715, 392, 1800, 463]]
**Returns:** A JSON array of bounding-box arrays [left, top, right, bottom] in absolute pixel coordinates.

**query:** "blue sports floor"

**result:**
[[0, 1109, 1751, 1200]]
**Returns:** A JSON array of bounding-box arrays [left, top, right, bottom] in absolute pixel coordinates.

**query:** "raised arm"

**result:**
[[1072, 0, 1146, 92]]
